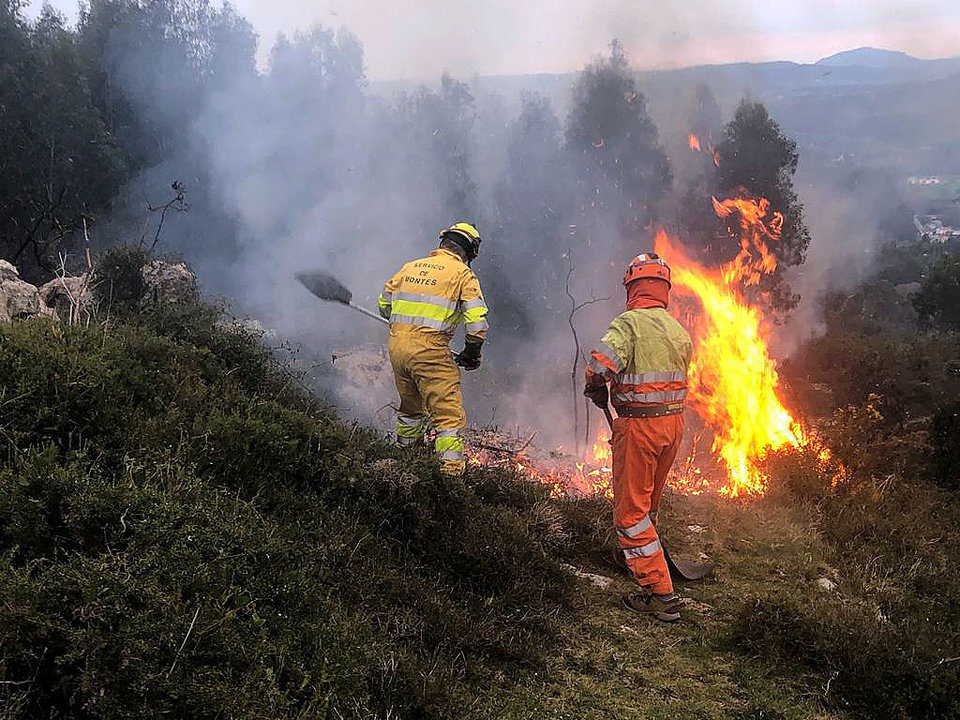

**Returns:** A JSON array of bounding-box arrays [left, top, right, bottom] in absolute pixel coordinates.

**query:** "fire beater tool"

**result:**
[[295, 271, 388, 325], [599, 403, 714, 582], [296, 271, 466, 368]]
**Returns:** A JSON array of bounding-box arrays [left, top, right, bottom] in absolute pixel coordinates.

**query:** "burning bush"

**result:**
[[653, 196, 817, 497], [761, 445, 832, 503]]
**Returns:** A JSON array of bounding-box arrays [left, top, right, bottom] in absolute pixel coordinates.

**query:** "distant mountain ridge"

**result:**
[[816, 47, 927, 69], [373, 45, 960, 174], [376, 46, 960, 100]]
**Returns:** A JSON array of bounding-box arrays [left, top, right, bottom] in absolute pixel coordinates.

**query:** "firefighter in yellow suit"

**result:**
[[378, 223, 488, 476]]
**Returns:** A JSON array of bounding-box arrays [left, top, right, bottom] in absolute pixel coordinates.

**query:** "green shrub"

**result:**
[[732, 593, 958, 720], [93, 245, 150, 311], [915, 253, 960, 331], [928, 401, 960, 491], [821, 279, 919, 336], [784, 331, 960, 427], [0, 310, 574, 718], [764, 321, 960, 719]]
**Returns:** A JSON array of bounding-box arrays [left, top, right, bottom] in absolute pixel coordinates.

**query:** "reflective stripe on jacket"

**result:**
[[585, 307, 692, 408], [378, 249, 488, 342]]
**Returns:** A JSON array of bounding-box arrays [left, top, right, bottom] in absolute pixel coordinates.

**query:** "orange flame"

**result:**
[[654, 196, 807, 496], [711, 196, 781, 287], [689, 133, 720, 165], [466, 431, 613, 500], [591, 431, 612, 466]]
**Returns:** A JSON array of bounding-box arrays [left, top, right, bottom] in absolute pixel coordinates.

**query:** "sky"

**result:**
[[28, 0, 960, 81]]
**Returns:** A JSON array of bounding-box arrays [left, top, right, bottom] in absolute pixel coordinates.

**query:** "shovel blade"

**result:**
[[663, 543, 714, 581], [295, 271, 353, 304]]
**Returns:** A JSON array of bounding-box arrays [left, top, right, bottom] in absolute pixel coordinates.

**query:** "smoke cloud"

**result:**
[[78, 1, 958, 447]]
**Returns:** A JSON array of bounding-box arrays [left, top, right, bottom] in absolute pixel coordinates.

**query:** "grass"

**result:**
[[1, 267, 957, 718], [462, 493, 842, 720], [0, 311, 573, 718]]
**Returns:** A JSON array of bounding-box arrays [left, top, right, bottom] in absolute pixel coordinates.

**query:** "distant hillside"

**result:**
[[769, 68, 960, 172], [370, 47, 960, 176], [817, 47, 926, 69], [375, 46, 960, 104]]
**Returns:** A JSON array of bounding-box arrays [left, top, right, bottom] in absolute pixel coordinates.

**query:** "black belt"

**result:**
[[613, 403, 684, 418]]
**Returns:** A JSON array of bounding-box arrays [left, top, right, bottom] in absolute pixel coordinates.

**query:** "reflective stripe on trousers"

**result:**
[[623, 539, 663, 560], [396, 413, 428, 445], [434, 428, 465, 462], [616, 514, 653, 539]]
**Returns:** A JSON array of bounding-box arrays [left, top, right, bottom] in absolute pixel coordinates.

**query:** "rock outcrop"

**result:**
[[0, 260, 41, 322], [141, 259, 196, 305], [0, 257, 197, 324], [39, 275, 94, 323]]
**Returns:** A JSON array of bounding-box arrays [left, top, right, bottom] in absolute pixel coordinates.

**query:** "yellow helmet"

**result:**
[[439, 222, 482, 262]]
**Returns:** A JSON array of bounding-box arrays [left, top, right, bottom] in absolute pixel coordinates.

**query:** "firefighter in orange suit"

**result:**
[[584, 253, 693, 621], [378, 223, 488, 476]]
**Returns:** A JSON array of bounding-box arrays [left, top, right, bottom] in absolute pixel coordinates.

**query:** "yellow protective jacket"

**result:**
[[585, 307, 693, 409], [378, 249, 489, 345]]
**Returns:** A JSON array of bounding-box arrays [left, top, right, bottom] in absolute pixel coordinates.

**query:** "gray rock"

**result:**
[[0, 259, 20, 282], [560, 563, 614, 589], [894, 282, 922, 297], [1, 261, 41, 321], [40, 275, 94, 323], [815, 577, 838, 592], [141, 259, 197, 305]]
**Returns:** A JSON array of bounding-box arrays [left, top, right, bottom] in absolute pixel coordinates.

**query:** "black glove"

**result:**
[[455, 340, 482, 371], [584, 382, 609, 409]]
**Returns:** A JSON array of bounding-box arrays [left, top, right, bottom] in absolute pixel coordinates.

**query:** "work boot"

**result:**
[[621, 592, 682, 622]]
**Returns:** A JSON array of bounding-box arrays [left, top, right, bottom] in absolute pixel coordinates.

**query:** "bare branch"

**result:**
[[564, 251, 610, 457], [138, 181, 188, 254]]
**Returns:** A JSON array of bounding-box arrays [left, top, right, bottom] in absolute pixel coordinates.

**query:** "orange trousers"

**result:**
[[611, 413, 684, 595]]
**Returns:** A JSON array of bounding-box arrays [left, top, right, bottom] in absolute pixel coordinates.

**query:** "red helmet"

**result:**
[[623, 253, 671, 287]]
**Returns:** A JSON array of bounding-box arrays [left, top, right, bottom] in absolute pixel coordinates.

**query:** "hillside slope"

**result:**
[[1, 290, 957, 718]]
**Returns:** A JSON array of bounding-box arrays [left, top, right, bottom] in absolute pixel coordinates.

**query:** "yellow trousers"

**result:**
[[388, 330, 466, 476]]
